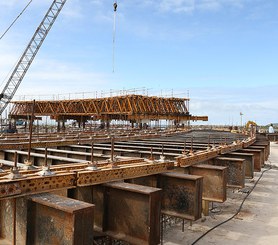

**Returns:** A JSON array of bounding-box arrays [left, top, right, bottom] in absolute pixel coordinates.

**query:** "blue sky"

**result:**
[[0, 0, 277, 125]]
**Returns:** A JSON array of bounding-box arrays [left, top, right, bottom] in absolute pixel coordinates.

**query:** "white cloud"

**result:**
[[188, 85, 278, 125], [14, 58, 112, 94], [0, 0, 17, 7], [157, 0, 244, 13], [89, 0, 103, 6], [62, 3, 83, 19], [158, 0, 194, 13]]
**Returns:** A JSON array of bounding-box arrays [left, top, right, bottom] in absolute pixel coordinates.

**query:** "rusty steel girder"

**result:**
[[126, 172, 204, 221], [0, 130, 182, 150], [242, 137, 256, 148], [0, 135, 258, 200], [219, 143, 243, 154], [176, 149, 219, 167], [27, 193, 94, 245], [223, 152, 254, 179], [210, 157, 245, 188], [124, 171, 204, 221], [189, 164, 227, 203], [0, 160, 173, 199], [77, 161, 174, 187], [237, 149, 262, 172], [94, 182, 162, 245], [265, 133, 278, 142], [176, 141, 246, 168], [0, 173, 76, 199], [252, 141, 270, 161], [158, 172, 203, 221], [248, 146, 266, 163]]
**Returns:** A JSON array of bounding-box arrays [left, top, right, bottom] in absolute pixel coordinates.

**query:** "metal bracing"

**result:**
[[10, 95, 208, 121], [0, 0, 67, 115]]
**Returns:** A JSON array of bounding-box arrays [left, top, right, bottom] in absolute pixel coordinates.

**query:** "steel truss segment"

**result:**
[[11, 95, 208, 121], [77, 161, 174, 187], [177, 149, 219, 167], [0, 172, 75, 199], [0, 161, 174, 199]]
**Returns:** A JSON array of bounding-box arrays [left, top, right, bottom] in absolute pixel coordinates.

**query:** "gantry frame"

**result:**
[[10, 94, 208, 122]]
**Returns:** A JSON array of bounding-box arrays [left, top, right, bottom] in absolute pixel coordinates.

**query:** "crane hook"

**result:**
[[113, 1, 118, 72]]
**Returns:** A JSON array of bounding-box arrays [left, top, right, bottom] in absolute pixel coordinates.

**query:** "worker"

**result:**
[[268, 123, 274, 133]]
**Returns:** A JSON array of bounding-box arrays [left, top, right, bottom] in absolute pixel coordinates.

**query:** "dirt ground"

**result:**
[[163, 142, 278, 245]]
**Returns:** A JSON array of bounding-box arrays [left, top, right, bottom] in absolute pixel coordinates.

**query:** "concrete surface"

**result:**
[[163, 142, 278, 245]]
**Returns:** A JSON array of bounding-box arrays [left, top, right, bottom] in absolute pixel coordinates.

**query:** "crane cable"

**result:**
[[113, 1, 117, 73], [0, 0, 33, 41]]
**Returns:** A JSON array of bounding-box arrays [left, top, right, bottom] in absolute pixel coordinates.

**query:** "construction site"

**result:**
[[0, 95, 276, 245], [0, 1, 277, 245]]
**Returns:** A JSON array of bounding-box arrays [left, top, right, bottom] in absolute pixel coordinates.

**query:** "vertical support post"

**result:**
[[13, 198, 17, 245], [57, 121, 60, 132], [111, 136, 115, 162], [85, 140, 98, 171], [82, 118, 86, 130], [150, 146, 153, 160], [7, 151, 25, 179], [38, 145, 54, 176], [208, 135, 211, 149], [44, 147, 48, 167], [202, 200, 209, 216], [190, 136, 194, 155], [27, 100, 35, 162], [91, 140, 94, 163], [183, 140, 187, 154], [182, 219, 185, 232], [62, 120, 65, 132], [160, 214, 164, 245], [14, 151, 18, 169], [45, 116, 48, 133]]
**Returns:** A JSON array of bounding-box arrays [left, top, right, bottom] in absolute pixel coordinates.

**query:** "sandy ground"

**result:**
[[163, 142, 278, 245]]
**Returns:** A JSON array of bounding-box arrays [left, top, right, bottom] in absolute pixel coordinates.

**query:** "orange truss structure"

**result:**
[[10, 94, 208, 122]]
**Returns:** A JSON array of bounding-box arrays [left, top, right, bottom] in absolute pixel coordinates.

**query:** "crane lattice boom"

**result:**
[[0, 0, 67, 114]]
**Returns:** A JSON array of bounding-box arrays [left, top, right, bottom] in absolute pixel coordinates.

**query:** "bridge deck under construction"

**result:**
[[0, 128, 270, 244]]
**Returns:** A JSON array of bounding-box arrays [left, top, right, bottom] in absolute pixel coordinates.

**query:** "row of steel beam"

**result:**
[[0, 131, 269, 244]]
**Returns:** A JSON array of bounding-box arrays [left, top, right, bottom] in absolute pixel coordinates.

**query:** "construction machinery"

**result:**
[[0, 0, 67, 115]]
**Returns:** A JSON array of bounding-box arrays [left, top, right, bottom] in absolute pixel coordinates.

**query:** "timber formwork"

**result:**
[[10, 95, 208, 122], [0, 129, 270, 244]]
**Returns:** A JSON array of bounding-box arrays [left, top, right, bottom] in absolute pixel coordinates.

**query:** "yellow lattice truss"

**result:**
[[10, 95, 208, 122]]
